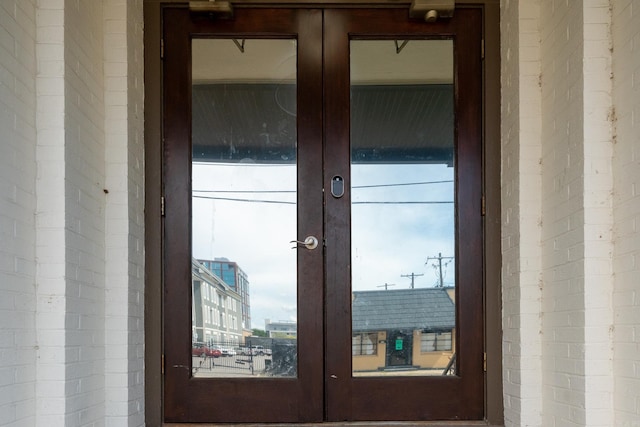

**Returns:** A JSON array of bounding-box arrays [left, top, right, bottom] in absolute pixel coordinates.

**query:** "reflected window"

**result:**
[[352, 333, 378, 356], [350, 40, 456, 377], [420, 331, 453, 352], [191, 39, 298, 378]]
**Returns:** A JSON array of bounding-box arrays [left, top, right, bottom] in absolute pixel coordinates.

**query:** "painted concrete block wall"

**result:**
[[611, 0, 640, 424], [0, 1, 38, 425]]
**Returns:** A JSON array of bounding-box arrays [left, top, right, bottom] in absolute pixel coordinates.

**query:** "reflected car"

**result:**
[[251, 345, 271, 356], [192, 344, 222, 358], [219, 347, 237, 357], [236, 347, 251, 355]]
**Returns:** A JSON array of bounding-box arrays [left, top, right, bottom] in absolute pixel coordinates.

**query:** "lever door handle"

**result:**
[[290, 236, 319, 250]]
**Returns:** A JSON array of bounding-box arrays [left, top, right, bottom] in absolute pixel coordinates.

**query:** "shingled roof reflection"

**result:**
[[352, 287, 455, 332]]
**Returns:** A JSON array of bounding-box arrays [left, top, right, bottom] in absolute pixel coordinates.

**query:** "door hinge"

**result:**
[[160, 38, 164, 59], [161, 354, 165, 375], [161, 196, 165, 216], [481, 195, 486, 216], [483, 352, 487, 372], [481, 39, 485, 60]]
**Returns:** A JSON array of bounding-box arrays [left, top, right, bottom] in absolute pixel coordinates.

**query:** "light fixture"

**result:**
[[189, 0, 233, 18], [409, 0, 455, 22]]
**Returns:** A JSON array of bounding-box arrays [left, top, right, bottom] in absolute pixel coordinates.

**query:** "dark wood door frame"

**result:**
[[323, 7, 484, 421], [162, 7, 324, 423], [144, 1, 503, 426]]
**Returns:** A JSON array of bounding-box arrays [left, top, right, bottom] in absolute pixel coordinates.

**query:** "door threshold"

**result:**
[[164, 422, 499, 427]]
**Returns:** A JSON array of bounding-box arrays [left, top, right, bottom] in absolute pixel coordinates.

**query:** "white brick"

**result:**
[[500, 0, 640, 426], [0, 1, 38, 426], [501, 1, 544, 425], [612, 0, 640, 424]]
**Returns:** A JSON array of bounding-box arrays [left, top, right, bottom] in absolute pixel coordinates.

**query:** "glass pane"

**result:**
[[191, 39, 298, 378], [350, 40, 456, 377]]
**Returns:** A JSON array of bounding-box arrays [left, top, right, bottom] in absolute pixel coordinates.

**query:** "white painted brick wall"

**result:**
[[504, 1, 621, 426], [104, 0, 145, 425], [0, 0, 38, 422], [501, 0, 543, 425], [35, 0, 67, 425], [581, 2, 614, 426], [538, 1, 615, 426], [540, 0, 583, 424], [612, 0, 640, 425], [62, 1, 106, 425], [33, 0, 144, 425]]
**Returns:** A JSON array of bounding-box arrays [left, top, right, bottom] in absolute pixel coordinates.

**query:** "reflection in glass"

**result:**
[[350, 40, 456, 377], [191, 39, 298, 378]]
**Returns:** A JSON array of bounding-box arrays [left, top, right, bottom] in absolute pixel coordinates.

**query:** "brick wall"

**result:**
[[539, 1, 588, 426], [64, 1, 107, 424], [612, 0, 640, 425], [581, 2, 615, 425], [501, 0, 543, 425], [34, 0, 68, 423], [1, 0, 144, 425], [539, 1, 614, 426], [503, 1, 622, 426], [104, 0, 145, 424], [34, 0, 107, 425], [0, 1, 38, 425]]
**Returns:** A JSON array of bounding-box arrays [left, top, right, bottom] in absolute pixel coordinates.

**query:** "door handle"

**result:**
[[290, 236, 319, 250]]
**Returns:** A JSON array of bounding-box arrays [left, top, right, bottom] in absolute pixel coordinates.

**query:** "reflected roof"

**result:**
[[192, 83, 454, 165], [352, 287, 455, 332]]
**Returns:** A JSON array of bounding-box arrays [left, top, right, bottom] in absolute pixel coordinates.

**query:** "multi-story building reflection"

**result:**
[[192, 258, 243, 347], [198, 258, 251, 331]]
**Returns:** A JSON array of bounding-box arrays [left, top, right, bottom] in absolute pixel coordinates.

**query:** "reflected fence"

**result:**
[[192, 340, 297, 377]]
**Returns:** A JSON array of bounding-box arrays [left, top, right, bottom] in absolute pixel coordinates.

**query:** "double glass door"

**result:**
[[163, 5, 483, 423]]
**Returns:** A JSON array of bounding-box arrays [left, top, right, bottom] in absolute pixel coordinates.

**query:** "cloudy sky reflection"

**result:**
[[192, 161, 455, 330]]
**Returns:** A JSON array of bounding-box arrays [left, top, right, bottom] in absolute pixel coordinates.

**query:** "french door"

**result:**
[[162, 4, 483, 423]]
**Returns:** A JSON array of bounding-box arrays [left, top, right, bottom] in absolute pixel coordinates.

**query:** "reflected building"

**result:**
[[351, 287, 455, 373], [198, 258, 251, 331], [265, 319, 297, 338], [192, 259, 243, 347]]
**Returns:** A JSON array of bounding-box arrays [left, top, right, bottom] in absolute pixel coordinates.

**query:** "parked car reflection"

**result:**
[[192, 342, 222, 358]]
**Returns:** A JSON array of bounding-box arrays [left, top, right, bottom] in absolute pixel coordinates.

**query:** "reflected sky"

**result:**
[[192, 162, 454, 330], [351, 163, 455, 292]]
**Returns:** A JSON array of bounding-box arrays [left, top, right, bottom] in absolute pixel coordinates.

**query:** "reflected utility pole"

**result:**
[[401, 272, 424, 289], [425, 252, 454, 287]]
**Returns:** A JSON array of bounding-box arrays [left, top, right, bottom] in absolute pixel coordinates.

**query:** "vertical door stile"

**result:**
[[323, 8, 354, 422]]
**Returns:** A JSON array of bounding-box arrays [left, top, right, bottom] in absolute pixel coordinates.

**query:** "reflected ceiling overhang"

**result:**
[[192, 83, 454, 165]]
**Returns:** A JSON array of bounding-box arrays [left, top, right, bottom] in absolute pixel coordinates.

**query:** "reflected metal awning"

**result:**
[[192, 83, 454, 165]]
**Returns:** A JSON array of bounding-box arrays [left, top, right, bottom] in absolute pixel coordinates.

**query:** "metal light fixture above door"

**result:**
[[409, 0, 455, 22], [189, 0, 453, 23], [189, 0, 233, 18]]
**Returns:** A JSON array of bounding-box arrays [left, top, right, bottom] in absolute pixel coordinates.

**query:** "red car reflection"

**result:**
[[192, 345, 222, 358]]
